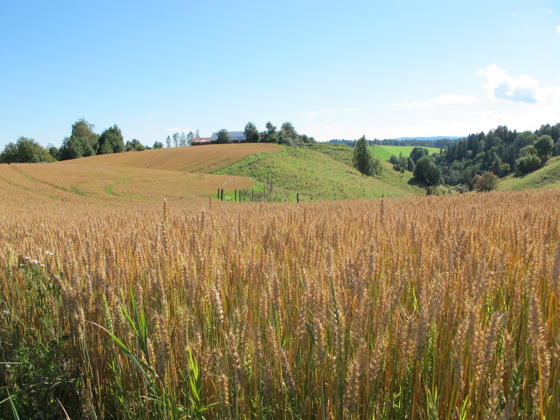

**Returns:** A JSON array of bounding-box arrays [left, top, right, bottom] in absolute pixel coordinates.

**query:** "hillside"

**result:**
[[497, 157, 560, 191], [1, 143, 427, 208], [369, 145, 440, 160], [56, 143, 282, 173], [214, 145, 425, 201], [0, 162, 253, 209]]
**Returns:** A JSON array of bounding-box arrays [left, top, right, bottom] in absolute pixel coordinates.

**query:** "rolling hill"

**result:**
[[1, 143, 430, 210], [56, 143, 282, 173], [497, 157, 560, 191], [214, 144, 425, 201], [0, 161, 255, 210]]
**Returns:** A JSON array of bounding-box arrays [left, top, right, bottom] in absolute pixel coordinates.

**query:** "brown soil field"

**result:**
[[56, 143, 282, 173]]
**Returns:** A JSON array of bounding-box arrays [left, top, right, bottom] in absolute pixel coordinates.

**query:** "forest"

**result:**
[[434, 123, 560, 188]]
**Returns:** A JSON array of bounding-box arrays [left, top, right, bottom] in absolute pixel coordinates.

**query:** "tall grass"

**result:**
[[1, 190, 559, 418]]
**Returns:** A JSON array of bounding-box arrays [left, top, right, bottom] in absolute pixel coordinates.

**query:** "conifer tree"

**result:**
[[353, 135, 380, 176]]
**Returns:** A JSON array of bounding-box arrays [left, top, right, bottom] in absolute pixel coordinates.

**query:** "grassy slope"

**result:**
[[369, 145, 440, 160], [379, 145, 441, 157], [369, 145, 394, 161], [497, 157, 560, 191], [214, 145, 425, 201]]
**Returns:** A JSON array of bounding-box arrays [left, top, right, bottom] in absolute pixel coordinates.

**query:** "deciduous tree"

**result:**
[[0, 137, 56, 163], [244, 122, 260, 143], [97, 125, 125, 154], [216, 129, 230, 144], [414, 156, 442, 186], [472, 171, 499, 192]]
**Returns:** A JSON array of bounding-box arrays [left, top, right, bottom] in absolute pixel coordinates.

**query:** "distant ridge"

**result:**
[[327, 136, 460, 148], [393, 136, 463, 141], [327, 136, 463, 143]]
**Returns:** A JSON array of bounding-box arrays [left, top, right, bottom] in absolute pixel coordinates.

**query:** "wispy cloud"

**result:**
[[300, 107, 361, 117], [556, 25, 560, 34], [400, 94, 477, 108]]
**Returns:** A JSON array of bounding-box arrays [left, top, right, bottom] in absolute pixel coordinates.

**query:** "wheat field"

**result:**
[[57, 143, 282, 173], [0, 162, 254, 210], [1, 188, 559, 418]]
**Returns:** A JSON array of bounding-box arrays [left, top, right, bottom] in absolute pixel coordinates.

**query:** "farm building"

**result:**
[[211, 131, 247, 143], [192, 131, 247, 145], [191, 137, 213, 145]]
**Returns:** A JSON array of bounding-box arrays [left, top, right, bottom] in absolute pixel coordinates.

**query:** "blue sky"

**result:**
[[1, 0, 559, 148]]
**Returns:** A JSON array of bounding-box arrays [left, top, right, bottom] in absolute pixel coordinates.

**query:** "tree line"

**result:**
[[330, 137, 455, 149], [434, 122, 560, 189], [213, 121, 317, 146], [0, 119, 164, 164], [0, 119, 318, 164], [349, 121, 560, 193], [384, 122, 560, 191]]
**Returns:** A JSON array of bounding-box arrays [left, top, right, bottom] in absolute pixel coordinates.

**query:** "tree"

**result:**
[[216, 129, 230, 144], [513, 131, 537, 155], [58, 119, 98, 160], [414, 156, 442, 186], [353, 135, 381, 176], [262, 122, 277, 143], [126, 139, 145, 151], [472, 171, 499, 192], [0, 137, 56, 163], [166, 136, 171, 148], [499, 163, 511, 175], [516, 154, 541, 175], [172, 133, 179, 148], [407, 157, 415, 172], [187, 131, 194, 146], [278, 122, 298, 145], [179, 132, 187, 147], [47, 144, 60, 161], [152, 141, 164, 149], [59, 136, 95, 160], [244, 122, 260, 143], [410, 147, 429, 163], [299, 134, 316, 144], [534, 135, 553, 160], [97, 125, 125, 154], [71, 119, 98, 153]]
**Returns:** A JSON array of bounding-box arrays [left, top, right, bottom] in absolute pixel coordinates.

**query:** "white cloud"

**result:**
[[477, 64, 560, 106], [301, 107, 361, 117], [556, 25, 560, 34], [477, 64, 540, 103], [400, 93, 477, 108]]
